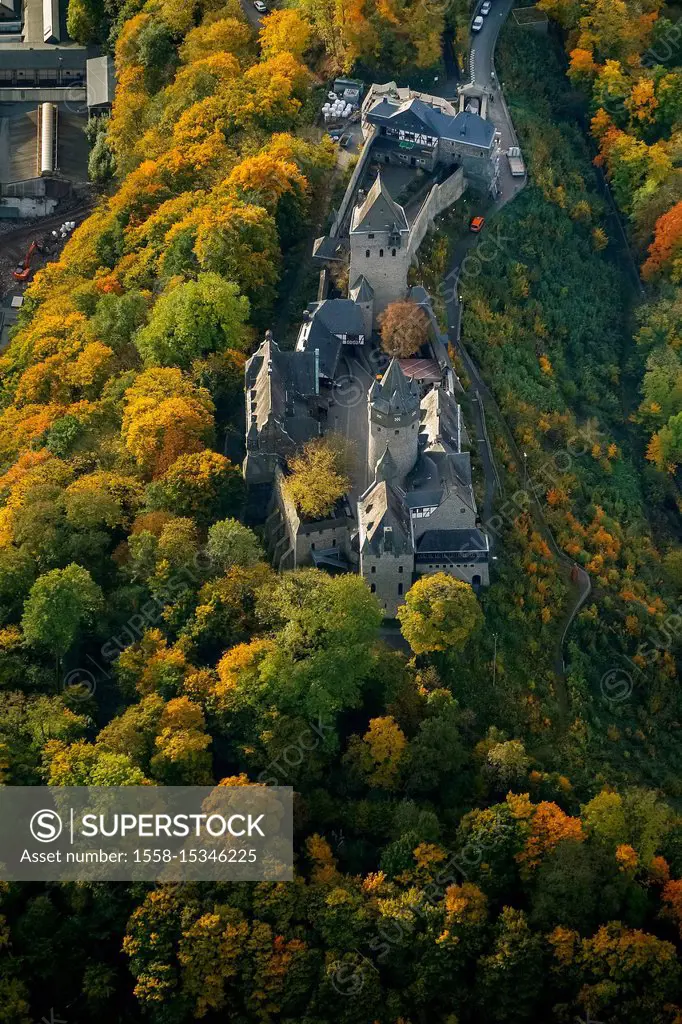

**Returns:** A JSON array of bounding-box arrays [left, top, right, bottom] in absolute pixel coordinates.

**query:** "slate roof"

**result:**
[[366, 95, 495, 150], [245, 333, 318, 440], [446, 110, 495, 148], [312, 234, 348, 261], [359, 480, 413, 556], [351, 172, 408, 233], [297, 299, 365, 379], [370, 357, 420, 417], [375, 444, 398, 483], [416, 528, 489, 560], [405, 449, 477, 517], [420, 387, 469, 452], [0, 46, 88, 69], [350, 275, 374, 302]]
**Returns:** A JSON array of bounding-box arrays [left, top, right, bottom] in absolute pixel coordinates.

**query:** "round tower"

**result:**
[[367, 357, 420, 485]]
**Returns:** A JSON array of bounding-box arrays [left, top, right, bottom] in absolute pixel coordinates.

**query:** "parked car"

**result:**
[[470, 216, 485, 233], [481, 2, 492, 14], [253, 0, 267, 11], [472, 14, 484, 30]]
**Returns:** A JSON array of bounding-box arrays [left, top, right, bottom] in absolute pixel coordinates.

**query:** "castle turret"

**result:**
[[368, 357, 420, 485], [349, 173, 410, 322]]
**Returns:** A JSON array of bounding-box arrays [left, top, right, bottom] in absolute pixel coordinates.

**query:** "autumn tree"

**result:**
[[147, 451, 244, 526], [642, 200, 682, 280], [647, 411, 682, 471], [345, 715, 407, 789], [379, 300, 430, 358], [259, 9, 312, 59], [284, 437, 351, 520], [397, 573, 483, 654], [149, 696, 213, 784], [121, 367, 215, 477]]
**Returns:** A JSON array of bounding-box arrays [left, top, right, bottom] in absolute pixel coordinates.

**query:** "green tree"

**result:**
[[476, 907, 545, 1021], [43, 739, 149, 785], [206, 518, 263, 573], [21, 564, 104, 666], [134, 274, 250, 368], [67, 0, 104, 43]]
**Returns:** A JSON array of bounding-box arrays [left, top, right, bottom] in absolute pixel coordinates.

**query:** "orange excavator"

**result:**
[[12, 240, 44, 282]]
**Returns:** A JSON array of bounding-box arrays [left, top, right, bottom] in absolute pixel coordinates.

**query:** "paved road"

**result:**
[[471, 0, 527, 205], [239, 0, 265, 30]]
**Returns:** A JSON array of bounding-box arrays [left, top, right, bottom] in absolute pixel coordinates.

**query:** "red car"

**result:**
[[470, 216, 485, 233]]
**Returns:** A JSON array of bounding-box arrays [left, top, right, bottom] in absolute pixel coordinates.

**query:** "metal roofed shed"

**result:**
[[398, 358, 442, 386], [333, 77, 364, 105], [42, 0, 60, 41], [86, 54, 115, 109]]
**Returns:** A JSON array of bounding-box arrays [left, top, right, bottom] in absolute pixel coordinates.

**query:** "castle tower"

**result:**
[[368, 357, 420, 485], [349, 275, 374, 339], [349, 172, 411, 322]]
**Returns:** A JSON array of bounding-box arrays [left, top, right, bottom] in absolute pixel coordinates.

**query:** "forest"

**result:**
[[0, 0, 681, 1021]]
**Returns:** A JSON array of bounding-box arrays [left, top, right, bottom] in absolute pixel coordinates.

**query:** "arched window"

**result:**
[[379, 249, 384, 257], [392, 248, 396, 257]]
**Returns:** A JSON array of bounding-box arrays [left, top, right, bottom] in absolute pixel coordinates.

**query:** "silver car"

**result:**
[[472, 14, 484, 30]]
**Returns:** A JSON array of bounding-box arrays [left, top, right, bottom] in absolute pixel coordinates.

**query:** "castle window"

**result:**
[[366, 250, 370, 258], [370, 583, 376, 593], [460, 508, 466, 513], [398, 565, 403, 574], [394, 429, 399, 435], [392, 249, 396, 257], [311, 542, 315, 550], [371, 565, 376, 573], [398, 583, 403, 596], [368, 233, 375, 239], [379, 249, 384, 257], [332, 539, 337, 547]]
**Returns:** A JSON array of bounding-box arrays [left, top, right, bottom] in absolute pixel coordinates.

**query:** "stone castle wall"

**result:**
[[361, 551, 414, 618], [408, 166, 466, 259]]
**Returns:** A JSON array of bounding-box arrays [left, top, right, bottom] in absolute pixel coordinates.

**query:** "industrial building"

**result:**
[[0, 0, 114, 216]]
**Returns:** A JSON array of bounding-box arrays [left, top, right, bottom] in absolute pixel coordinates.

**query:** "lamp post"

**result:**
[[492, 632, 498, 688]]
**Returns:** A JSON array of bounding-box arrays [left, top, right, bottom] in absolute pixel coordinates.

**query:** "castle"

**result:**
[[243, 81, 494, 616]]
